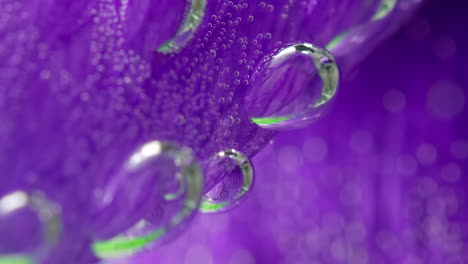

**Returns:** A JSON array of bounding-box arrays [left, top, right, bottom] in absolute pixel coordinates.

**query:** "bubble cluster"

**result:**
[[0, 0, 428, 262]]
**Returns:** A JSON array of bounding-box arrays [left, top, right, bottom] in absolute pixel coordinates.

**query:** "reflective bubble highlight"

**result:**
[[0, 191, 62, 263], [93, 141, 203, 259], [158, 0, 207, 53], [245, 43, 339, 130], [200, 149, 254, 213]]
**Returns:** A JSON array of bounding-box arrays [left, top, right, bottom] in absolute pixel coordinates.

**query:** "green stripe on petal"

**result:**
[[93, 229, 166, 259], [251, 116, 289, 125], [0, 256, 33, 264]]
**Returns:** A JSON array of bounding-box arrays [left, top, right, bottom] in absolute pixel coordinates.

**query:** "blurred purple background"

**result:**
[[129, 0, 468, 263]]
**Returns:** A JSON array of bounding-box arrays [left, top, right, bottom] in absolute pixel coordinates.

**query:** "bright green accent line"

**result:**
[[251, 116, 289, 125], [326, 33, 347, 50], [199, 202, 228, 213], [0, 256, 33, 264], [93, 229, 166, 259], [157, 41, 175, 53], [373, 0, 397, 21]]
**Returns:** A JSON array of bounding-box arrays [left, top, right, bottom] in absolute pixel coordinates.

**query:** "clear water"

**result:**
[[245, 43, 339, 130], [200, 149, 254, 213], [158, 0, 207, 53], [0, 191, 61, 263], [93, 141, 203, 259]]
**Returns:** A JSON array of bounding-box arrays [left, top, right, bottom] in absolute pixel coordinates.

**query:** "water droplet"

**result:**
[[93, 141, 203, 259], [158, 0, 207, 53], [0, 190, 62, 262], [199, 150, 254, 213], [245, 43, 339, 130], [210, 50, 217, 58], [222, 116, 235, 126]]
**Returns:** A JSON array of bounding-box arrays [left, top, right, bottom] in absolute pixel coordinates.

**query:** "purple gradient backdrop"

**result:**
[[128, 1, 468, 263], [1, 0, 467, 263], [0, 0, 423, 262]]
